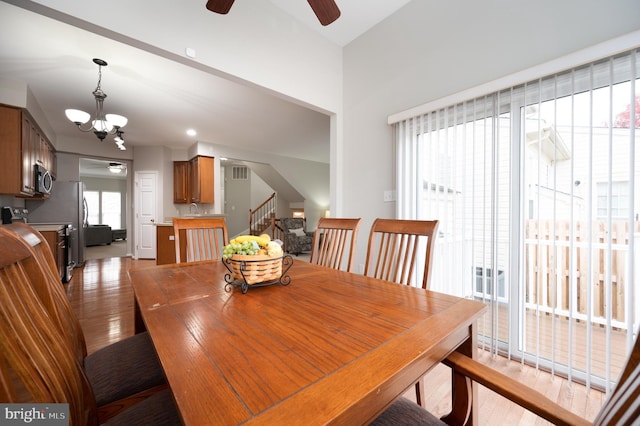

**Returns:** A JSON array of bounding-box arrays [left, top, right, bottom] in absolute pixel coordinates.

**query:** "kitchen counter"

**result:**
[[156, 214, 226, 226], [30, 223, 69, 232]]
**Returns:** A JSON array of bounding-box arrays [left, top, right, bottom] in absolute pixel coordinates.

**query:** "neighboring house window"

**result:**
[[597, 181, 629, 219], [394, 46, 640, 393]]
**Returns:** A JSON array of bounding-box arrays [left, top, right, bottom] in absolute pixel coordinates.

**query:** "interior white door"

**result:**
[[135, 171, 158, 259]]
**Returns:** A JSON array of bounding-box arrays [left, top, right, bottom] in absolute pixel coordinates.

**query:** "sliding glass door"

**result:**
[[396, 48, 639, 391]]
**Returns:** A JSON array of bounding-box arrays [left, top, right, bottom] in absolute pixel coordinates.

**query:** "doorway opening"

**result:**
[[79, 158, 130, 260]]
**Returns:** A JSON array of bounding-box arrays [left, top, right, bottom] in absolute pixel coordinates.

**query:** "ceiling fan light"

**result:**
[[106, 113, 128, 128], [65, 109, 90, 124]]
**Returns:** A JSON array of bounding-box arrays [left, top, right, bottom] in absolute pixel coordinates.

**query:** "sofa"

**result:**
[[85, 224, 112, 246], [281, 217, 313, 255]]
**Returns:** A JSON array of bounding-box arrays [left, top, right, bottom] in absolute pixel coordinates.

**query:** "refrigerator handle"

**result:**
[[83, 197, 88, 227]]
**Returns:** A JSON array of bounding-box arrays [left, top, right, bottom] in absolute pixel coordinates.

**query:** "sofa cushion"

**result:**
[[290, 227, 306, 237]]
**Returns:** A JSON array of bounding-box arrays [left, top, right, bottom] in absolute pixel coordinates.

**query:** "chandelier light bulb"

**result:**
[[65, 109, 90, 125], [92, 119, 114, 133], [106, 113, 128, 128]]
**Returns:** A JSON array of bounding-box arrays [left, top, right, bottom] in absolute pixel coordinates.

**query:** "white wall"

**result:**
[[341, 0, 640, 270], [224, 166, 251, 237], [193, 141, 329, 214]]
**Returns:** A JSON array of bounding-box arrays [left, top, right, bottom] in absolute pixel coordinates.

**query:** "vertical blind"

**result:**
[[394, 47, 639, 392]]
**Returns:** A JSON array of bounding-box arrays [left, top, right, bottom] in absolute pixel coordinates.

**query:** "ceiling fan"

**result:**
[[206, 0, 341, 26], [107, 162, 126, 174]]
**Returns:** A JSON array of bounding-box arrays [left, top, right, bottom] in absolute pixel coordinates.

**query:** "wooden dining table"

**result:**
[[128, 258, 486, 425]]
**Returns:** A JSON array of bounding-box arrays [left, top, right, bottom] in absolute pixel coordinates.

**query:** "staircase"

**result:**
[[249, 193, 285, 244]]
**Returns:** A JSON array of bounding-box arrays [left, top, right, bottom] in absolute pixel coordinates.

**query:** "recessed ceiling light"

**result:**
[[186, 129, 197, 136]]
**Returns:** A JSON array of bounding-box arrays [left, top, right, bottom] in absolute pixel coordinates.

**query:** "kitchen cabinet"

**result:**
[[173, 161, 190, 203], [35, 226, 65, 283], [156, 224, 191, 265], [156, 224, 177, 265], [0, 104, 56, 196], [172, 155, 214, 204], [190, 155, 214, 204]]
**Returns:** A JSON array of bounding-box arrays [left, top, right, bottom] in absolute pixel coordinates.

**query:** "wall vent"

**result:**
[[232, 165, 248, 180]]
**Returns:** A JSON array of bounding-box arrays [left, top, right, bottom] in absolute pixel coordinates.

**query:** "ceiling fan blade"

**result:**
[[206, 0, 235, 14], [307, 0, 341, 26]]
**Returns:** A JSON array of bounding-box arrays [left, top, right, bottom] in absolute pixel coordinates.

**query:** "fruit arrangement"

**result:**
[[222, 234, 283, 259]]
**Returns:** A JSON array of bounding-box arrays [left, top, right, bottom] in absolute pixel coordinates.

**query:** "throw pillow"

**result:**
[[290, 227, 306, 237]]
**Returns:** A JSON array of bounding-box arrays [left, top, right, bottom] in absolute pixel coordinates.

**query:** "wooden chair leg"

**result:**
[[415, 381, 425, 407]]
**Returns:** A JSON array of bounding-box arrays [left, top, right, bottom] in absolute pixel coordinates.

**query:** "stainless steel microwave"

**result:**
[[34, 164, 53, 194]]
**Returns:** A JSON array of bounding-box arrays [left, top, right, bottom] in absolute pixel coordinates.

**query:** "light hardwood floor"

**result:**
[[66, 257, 607, 425]]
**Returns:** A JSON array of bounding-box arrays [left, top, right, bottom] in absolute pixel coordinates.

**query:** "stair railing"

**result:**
[[249, 192, 277, 236]]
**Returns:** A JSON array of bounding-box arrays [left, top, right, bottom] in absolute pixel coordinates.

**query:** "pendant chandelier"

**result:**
[[65, 58, 127, 150]]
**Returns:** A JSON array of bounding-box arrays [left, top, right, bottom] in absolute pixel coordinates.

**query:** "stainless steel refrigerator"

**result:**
[[26, 181, 86, 266]]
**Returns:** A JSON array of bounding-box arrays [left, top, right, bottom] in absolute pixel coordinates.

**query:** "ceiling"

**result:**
[[0, 0, 410, 176]]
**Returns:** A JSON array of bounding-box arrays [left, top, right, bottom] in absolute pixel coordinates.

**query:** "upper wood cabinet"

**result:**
[[173, 161, 190, 203], [190, 156, 214, 204], [0, 104, 56, 196], [173, 156, 214, 204]]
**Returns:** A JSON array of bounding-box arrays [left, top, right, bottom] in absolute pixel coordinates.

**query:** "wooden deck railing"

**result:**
[[525, 220, 640, 328]]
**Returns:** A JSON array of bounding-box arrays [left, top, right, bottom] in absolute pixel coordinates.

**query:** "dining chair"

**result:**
[[309, 217, 362, 272], [172, 217, 229, 263], [373, 330, 640, 426], [364, 218, 440, 290], [0, 223, 168, 423], [364, 218, 439, 406], [0, 230, 181, 426]]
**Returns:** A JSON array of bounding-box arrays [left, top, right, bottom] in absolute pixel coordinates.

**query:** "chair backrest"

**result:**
[[364, 219, 439, 289], [0, 223, 87, 363], [309, 218, 362, 272], [173, 217, 229, 263], [0, 230, 98, 425], [593, 329, 640, 425]]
